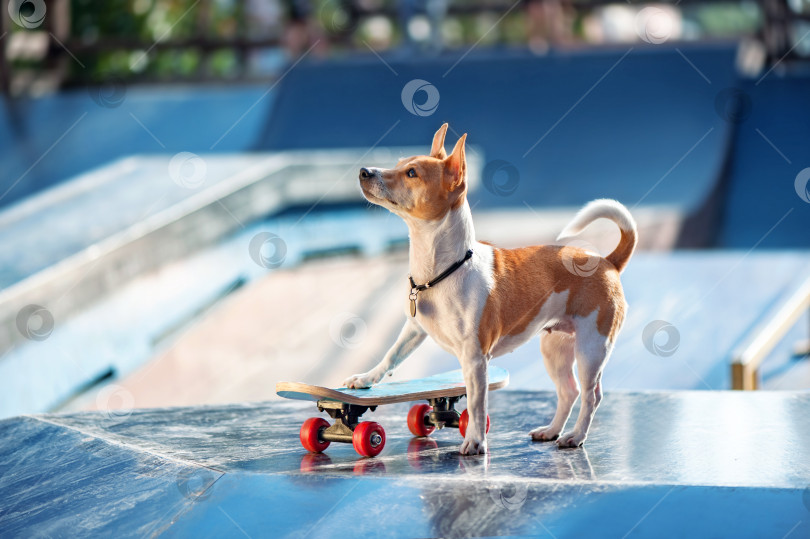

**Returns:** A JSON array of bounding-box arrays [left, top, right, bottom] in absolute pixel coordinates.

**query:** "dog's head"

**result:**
[[359, 123, 467, 221]]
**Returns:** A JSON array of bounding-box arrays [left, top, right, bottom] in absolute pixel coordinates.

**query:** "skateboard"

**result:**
[[275, 366, 509, 457]]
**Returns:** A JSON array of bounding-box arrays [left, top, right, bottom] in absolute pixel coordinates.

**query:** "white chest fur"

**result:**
[[406, 242, 495, 358]]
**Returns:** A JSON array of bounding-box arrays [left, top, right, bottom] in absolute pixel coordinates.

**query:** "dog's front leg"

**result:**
[[459, 352, 489, 455], [343, 319, 427, 389]]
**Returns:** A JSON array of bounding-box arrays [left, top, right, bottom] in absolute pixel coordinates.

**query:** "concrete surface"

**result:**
[[1, 390, 808, 537]]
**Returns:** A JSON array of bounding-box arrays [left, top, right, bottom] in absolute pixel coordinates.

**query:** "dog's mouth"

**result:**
[[359, 176, 398, 206]]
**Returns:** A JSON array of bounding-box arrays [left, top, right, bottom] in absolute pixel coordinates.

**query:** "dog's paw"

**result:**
[[343, 372, 380, 389], [556, 431, 585, 448], [459, 435, 488, 456], [529, 426, 560, 442]]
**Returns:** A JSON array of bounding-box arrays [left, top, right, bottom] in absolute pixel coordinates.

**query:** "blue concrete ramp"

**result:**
[[0, 391, 808, 537], [718, 74, 810, 248], [260, 46, 739, 223]]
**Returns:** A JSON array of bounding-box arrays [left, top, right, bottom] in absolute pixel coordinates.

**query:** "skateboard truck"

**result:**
[[298, 395, 489, 458], [425, 396, 463, 430], [408, 396, 489, 438], [316, 401, 376, 443], [278, 366, 508, 458], [297, 401, 387, 457]]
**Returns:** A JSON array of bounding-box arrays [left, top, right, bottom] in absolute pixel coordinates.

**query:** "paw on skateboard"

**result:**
[[276, 367, 508, 457]]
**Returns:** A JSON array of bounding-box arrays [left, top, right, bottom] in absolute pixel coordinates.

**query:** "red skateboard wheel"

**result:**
[[458, 409, 490, 438], [407, 403, 436, 437], [352, 421, 386, 457], [300, 417, 331, 453]]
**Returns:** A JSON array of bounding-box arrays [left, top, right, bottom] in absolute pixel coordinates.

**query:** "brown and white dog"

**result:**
[[344, 123, 637, 455]]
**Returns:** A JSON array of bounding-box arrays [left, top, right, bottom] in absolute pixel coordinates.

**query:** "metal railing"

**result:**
[[731, 274, 810, 390]]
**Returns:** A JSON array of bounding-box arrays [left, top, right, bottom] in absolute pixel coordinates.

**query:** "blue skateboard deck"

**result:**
[[276, 366, 509, 405]]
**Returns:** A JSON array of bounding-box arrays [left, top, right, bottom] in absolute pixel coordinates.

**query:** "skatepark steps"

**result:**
[[0, 390, 808, 536]]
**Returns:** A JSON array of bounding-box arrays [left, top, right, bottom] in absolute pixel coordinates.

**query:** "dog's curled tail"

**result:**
[[557, 199, 638, 273]]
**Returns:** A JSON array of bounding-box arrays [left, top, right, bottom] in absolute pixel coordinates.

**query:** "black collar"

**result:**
[[408, 249, 473, 317]]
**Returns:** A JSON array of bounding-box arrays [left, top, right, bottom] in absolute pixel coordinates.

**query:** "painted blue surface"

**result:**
[[260, 46, 739, 212], [718, 73, 810, 247], [0, 84, 272, 209], [2, 46, 809, 248], [2, 391, 808, 537], [165, 475, 809, 538]]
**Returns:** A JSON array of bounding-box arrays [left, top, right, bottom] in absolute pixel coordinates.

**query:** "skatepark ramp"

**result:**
[[259, 45, 741, 246], [0, 390, 808, 536]]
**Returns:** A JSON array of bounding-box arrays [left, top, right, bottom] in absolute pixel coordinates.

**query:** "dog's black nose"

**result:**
[[359, 167, 373, 180]]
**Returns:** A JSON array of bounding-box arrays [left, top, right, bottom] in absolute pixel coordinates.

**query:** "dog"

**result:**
[[344, 123, 637, 455]]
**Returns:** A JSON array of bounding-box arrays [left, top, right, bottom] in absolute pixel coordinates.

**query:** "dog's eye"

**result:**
[[407, 168, 417, 178]]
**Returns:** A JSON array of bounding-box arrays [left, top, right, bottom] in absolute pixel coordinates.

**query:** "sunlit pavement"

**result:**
[[1, 390, 808, 536]]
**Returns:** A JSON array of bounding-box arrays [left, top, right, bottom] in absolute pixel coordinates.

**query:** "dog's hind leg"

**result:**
[[557, 320, 612, 448], [531, 332, 578, 442]]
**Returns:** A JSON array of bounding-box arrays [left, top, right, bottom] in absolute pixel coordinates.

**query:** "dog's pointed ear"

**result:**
[[430, 123, 449, 159], [444, 133, 467, 191]]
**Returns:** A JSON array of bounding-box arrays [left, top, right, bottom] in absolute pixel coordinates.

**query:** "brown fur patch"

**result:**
[[368, 133, 467, 221], [478, 245, 627, 356], [606, 228, 637, 273]]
